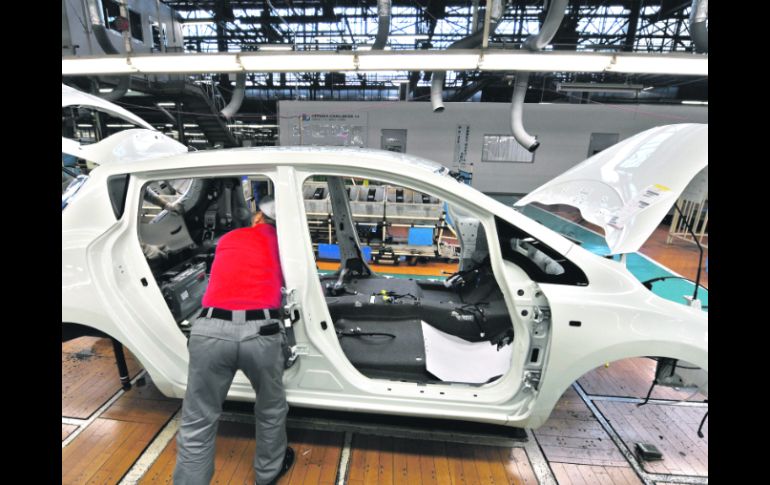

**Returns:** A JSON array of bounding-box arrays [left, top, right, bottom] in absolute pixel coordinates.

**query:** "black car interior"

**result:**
[[140, 177, 255, 326]]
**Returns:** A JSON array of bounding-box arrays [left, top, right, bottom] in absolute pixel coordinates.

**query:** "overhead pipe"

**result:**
[[510, 72, 538, 151], [510, 0, 569, 152], [99, 76, 130, 102], [85, 0, 134, 101], [220, 72, 247, 119], [85, 0, 119, 54], [371, 0, 391, 50], [689, 0, 708, 53], [523, 0, 570, 51], [431, 0, 506, 112]]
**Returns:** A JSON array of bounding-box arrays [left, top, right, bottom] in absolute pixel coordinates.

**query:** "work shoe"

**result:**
[[258, 447, 295, 485]]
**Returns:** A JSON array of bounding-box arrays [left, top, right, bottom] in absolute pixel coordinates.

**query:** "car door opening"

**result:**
[[137, 176, 274, 333], [306, 175, 516, 385]]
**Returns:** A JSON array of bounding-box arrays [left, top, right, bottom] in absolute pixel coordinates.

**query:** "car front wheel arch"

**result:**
[[526, 348, 708, 429]]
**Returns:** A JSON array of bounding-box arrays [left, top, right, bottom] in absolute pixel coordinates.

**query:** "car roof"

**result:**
[[94, 143, 453, 177]]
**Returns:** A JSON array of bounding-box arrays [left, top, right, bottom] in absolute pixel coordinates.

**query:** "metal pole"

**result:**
[[481, 1, 493, 49], [176, 103, 187, 146], [298, 115, 304, 145], [111, 338, 132, 391]]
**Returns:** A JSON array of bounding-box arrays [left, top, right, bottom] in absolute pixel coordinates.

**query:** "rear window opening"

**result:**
[[496, 216, 588, 286]]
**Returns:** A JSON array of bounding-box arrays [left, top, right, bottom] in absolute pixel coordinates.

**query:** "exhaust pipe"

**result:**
[[430, 74, 446, 112], [690, 0, 708, 54], [510, 0, 569, 152], [431, 0, 506, 112], [220, 72, 247, 120], [371, 0, 391, 50]]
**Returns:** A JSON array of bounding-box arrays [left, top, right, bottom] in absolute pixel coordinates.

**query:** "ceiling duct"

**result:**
[[431, 0, 506, 112], [690, 0, 708, 54], [220, 72, 246, 119], [85, 0, 133, 101], [85, 0, 119, 55], [99, 76, 130, 102], [523, 0, 570, 51], [371, 0, 392, 50], [510, 0, 569, 152], [510, 72, 537, 151]]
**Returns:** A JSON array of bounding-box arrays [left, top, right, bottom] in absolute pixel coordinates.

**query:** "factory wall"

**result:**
[[278, 101, 708, 194]]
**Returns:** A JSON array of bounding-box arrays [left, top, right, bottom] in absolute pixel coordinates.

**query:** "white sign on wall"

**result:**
[[289, 112, 368, 147], [481, 134, 535, 163], [453, 125, 473, 184]]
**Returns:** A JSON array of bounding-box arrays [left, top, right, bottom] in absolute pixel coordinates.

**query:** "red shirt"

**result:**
[[202, 224, 285, 310]]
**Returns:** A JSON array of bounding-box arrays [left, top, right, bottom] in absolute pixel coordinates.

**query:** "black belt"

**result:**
[[199, 307, 282, 321]]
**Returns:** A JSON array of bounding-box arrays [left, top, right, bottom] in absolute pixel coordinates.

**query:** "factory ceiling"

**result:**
[[63, 0, 707, 148]]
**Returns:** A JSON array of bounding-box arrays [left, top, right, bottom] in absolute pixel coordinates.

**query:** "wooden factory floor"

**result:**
[[62, 214, 708, 485]]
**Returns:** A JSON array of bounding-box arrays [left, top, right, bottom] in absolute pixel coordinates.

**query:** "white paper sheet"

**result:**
[[421, 321, 512, 384]]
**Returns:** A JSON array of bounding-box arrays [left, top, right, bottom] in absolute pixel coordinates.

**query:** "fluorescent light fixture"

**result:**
[[106, 123, 136, 128], [556, 82, 645, 93], [189, 139, 209, 144], [131, 53, 242, 73], [681, 100, 708, 105], [97, 87, 144, 96], [164, 123, 173, 127], [77, 124, 93, 128], [157, 102, 176, 107], [62, 57, 134, 75], [227, 124, 278, 128], [258, 44, 293, 51], [240, 52, 355, 72], [608, 54, 708, 75], [480, 52, 609, 72], [62, 50, 708, 76], [261, 115, 267, 121], [183, 123, 199, 128]]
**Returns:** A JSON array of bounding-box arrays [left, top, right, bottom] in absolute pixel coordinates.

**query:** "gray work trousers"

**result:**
[[173, 311, 288, 485]]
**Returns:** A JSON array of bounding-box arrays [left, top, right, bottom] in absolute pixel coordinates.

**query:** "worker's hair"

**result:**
[[261, 212, 276, 225]]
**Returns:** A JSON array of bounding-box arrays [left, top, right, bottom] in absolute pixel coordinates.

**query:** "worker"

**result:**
[[173, 194, 295, 485]]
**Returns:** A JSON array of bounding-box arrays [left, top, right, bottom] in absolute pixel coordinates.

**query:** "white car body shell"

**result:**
[[62, 97, 707, 429]]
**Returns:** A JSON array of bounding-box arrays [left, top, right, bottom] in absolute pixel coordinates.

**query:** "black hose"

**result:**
[[641, 275, 708, 292], [336, 329, 396, 339]]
